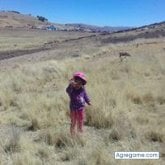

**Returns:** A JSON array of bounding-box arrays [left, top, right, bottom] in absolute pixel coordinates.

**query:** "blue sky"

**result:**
[[0, 0, 164, 27]]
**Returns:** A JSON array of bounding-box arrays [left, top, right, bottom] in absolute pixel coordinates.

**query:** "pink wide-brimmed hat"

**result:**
[[73, 71, 87, 85]]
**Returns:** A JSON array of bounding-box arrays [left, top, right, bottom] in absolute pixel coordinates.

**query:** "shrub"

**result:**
[[37, 16, 48, 22], [145, 131, 164, 143], [39, 129, 86, 148], [156, 96, 165, 105], [4, 125, 21, 153], [85, 106, 114, 129]]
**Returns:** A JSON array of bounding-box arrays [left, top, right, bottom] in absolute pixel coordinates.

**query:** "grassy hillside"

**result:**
[[0, 11, 46, 28], [0, 29, 92, 52], [0, 41, 164, 164]]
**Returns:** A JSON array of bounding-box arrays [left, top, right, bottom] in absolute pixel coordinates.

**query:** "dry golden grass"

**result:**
[[0, 29, 91, 52], [0, 40, 165, 164]]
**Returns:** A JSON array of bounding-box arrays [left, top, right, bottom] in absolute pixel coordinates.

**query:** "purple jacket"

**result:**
[[66, 84, 90, 111]]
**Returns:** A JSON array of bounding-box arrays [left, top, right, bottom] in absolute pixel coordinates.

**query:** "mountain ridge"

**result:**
[[0, 10, 164, 33], [0, 11, 132, 32]]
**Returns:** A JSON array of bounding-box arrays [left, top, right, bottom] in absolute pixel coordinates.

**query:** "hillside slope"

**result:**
[[0, 11, 130, 32], [0, 11, 48, 28], [99, 21, 165, 43]]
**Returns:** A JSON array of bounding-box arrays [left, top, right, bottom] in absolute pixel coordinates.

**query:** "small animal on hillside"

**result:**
[[119, 52, 131, 62]]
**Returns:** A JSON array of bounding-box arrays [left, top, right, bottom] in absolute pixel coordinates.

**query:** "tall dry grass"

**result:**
[[0, 44, 165, 164]]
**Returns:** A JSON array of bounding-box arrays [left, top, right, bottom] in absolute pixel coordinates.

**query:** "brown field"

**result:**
[[0, 28, 165, 165], [0, 29, 93, 59]]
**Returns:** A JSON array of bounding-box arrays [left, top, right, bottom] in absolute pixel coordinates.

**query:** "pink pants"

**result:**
[[70, 109, 85, 135]]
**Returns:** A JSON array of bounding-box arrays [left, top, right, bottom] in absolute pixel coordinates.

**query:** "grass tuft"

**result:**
[[145, 130, 165, 143]]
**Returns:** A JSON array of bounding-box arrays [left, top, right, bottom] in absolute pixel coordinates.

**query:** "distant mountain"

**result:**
[[0, 11, 164, 34], [100, 21, 165, 44], [0, 11, 131, 32], [65, 23, 131, 32]]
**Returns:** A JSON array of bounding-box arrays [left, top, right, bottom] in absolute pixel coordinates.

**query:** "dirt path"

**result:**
[[0, 34, 97, 61]]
